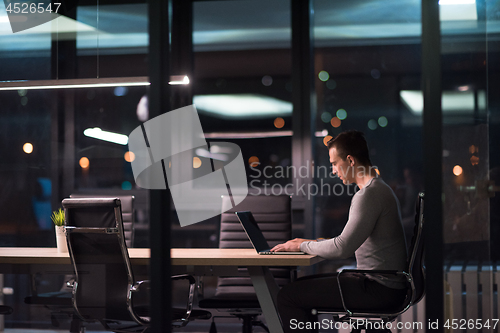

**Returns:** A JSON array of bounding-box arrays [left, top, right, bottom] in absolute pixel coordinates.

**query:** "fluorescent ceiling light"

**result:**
[[0, 14, 98, 36], [169, 75, 190, 85], [439, 0, 475, 5], [315, 130, 329, 137], [439, 0, 477, 21], [195, 148, 228, 162], [204, 131, 293, 139], [0, 76, 189, 91], [400, 90, 485, 115], [194, 94, 292, 118], [203, 130, 328, 139], [84, 127, 128, 145]]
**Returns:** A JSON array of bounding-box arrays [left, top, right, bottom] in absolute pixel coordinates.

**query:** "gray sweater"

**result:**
[[300, 177, 408, 288]]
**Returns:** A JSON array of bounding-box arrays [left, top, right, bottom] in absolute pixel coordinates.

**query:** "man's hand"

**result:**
[[270, 238, 315, 252]]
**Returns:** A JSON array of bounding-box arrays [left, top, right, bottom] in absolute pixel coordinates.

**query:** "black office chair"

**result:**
[[61, 197, 210, 332], [69, 194, 135, 247], [312, 192, 425, 333], [199, 195, 293, 333], [25, 195, 136, 331]]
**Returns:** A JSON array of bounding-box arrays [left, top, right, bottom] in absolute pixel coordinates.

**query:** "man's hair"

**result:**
[[327, 130, 372, 166]]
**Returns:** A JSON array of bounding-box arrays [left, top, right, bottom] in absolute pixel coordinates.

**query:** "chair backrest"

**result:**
[[62, 198, 141, 324], [406, 192, 425, 305], [216, 195, 292, 295], [70, 194, 135, 247]]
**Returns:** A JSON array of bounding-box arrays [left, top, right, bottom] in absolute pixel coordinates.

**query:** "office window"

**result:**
[[311, 0, 423, 272], [193, 0, 292, 192]]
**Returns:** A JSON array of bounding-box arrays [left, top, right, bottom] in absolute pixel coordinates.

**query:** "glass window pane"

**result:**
[[192, 0, 292, 241], [313, 0, 423, 273]]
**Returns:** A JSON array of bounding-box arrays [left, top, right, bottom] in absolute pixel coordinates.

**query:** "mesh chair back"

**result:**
[[62, 198, 136, 323], [216, 195, 292, 295], [406, 192, 425, 305], [70, 194, 135, 247]]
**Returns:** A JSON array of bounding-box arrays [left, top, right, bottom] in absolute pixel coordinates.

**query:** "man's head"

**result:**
[[327, 130, 372, 184]]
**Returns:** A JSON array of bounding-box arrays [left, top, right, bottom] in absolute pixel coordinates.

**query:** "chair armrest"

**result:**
[[172, 274, 196, 284], [171, 274, 196, 326], [131, 280, 150, 292], [339, 269, 411, 280]]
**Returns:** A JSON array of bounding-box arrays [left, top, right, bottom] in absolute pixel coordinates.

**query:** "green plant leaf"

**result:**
[[51, 208, 65, 226]]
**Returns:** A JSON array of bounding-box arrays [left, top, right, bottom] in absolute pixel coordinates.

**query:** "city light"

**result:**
[[23, 142, 33, 154]]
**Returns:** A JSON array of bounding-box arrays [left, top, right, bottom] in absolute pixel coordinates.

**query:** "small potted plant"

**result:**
[[51, 208, 67, 253]]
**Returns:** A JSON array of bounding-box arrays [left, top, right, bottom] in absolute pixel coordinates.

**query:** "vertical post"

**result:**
[[148, 0, 172, 332], [422, 0, 443, 331], [51, 1, 76, 208], [0, 274, 4, 332], [291, 0, 316, 239], [171, 0, 193, 109]]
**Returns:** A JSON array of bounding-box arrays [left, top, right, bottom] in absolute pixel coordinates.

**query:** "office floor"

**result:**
[[3, 317, 271, 333], [2, 322, 271, 333]]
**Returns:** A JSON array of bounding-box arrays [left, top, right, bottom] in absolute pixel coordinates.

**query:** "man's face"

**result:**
[[329, 147, 352, 184]]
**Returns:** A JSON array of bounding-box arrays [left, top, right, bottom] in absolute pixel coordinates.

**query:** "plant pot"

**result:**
[[55, 225, 68, 253]]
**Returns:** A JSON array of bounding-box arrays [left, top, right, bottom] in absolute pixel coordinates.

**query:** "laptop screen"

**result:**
[[235, 211, 271, 253]]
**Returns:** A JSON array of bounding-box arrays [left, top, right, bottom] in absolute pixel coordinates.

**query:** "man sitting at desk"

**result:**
[[270, 130, 407, 333]]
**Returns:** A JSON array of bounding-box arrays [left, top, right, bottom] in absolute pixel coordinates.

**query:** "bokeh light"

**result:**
[[124, 151, 135, 162], [193, 157, 202, 168], [79, 157, 90, 169], [318, 71, 329, 82], [331, 117, 341, 128], [262, 75, 273, 86], [371, 69, 381, 79], [323, 135, 333, 146], [274, 117, 285, 128], [378, 116, 388, 127], [367, 119, 378, 130], [470, 156, 479, 166], [121, 181, 132, 190], [23, 142, 33, 154], [336, 109, 347, 120], [326, 80, 337, 90], [453, 165, 463, 176], [249, 156, 260, 167], [114, 86, 128, 96], [321, 112, 332, 123]]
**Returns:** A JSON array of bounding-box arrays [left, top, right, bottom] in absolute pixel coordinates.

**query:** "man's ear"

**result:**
[[346, 155, 355, 166]]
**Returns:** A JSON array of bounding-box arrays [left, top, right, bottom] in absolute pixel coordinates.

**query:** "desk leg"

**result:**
[[248, 266, 284, 333]]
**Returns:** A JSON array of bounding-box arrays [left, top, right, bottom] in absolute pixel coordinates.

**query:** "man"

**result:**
[[271, 130, 408, 333]]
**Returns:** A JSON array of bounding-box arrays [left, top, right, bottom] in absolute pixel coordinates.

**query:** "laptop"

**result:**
[[235, 211, 306, 255]]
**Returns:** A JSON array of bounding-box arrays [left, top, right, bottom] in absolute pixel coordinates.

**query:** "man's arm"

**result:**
[[270, 238, 316, 252], [300, 192, 381, 259]]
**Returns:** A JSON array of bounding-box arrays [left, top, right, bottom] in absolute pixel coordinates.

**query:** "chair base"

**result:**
[[210, 314, 269, 333], [234, 313, 269, 333]]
